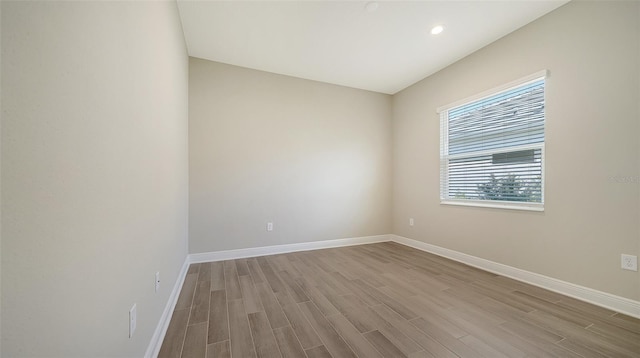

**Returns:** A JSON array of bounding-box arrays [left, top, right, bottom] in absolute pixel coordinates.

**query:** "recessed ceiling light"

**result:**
[[431, 25, 444, 35], [365, 2, 379, 12]]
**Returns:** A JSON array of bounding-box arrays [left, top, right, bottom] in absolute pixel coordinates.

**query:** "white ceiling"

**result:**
[[177, 1, 568, 94]]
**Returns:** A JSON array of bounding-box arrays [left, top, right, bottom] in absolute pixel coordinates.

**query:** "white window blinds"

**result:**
[[439, 72, 546, 210]]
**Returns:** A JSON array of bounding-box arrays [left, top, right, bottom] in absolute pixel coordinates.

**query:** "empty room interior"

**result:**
[[1, 0, 640, 357]]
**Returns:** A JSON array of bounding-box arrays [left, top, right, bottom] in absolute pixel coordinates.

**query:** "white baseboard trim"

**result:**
[[390, 234, 640, 319], [188, 234, 392, 263], [145, 257, 191, 358]]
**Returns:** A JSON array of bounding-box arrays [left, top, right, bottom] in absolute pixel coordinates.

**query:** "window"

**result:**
[[438, 71, 547, 211]]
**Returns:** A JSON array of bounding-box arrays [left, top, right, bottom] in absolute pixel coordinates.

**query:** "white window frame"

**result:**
[[438, 70, 548, 212]]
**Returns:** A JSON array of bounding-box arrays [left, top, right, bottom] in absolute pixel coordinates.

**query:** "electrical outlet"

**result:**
[[155, 272, 160, 292], [409, 218, 414, 226], [129, 304, 137, 338], [267, 222, 273, 231], [621, 254, 638, 271]]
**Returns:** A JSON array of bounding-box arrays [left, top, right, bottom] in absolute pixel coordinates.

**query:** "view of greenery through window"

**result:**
[[476, 174, 542, 202]]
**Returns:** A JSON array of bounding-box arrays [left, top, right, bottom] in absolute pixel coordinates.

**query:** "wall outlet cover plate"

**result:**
[[621, 254, 638, 271]]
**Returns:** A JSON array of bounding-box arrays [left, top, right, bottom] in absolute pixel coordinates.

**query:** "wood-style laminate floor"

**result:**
[[158, 242, 640, 358]]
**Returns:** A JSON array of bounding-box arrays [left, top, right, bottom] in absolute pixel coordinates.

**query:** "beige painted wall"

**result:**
[[1, 1, 189, 357], [392, 1, 640, 300], [189, 58, 391, 253], [0, 2, 3, 354]]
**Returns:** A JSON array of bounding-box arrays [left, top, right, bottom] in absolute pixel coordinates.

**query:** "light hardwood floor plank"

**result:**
[[409, 351, 436, 358], [257, 256, 288, 293], [324, 294, 378, 333], [240, 275, 264, 314], [223, 261, 242, 300], [210, 261, 225, 291], [273, 326, 306, 358], [410, 317, 483, 358], [181, 322, 207, 358], [278, 270, 309, 303], [369, 304, 459, 358], [198, 262, 212, 283], [351, 279, 418, 320], [460, 334, 511, 358], [299, 301, 358, 358], [363, 330, 405, 358], [175, 273, 198, 311], [326, 313, 383, 358], [255, 282, 290, 330], [247, 258, 267, 284], [236, 258, 251, 277], [228, 299, 257, 358], [305, 345, 332, 358], [248, 311, 282, 358], [294, 277, 339, 316], [206, 340, 230, 358], [158, 308, 190, 358], [189, 280, 211, 325], [208, 289, 228, 344], [281, 303, 322, 349]]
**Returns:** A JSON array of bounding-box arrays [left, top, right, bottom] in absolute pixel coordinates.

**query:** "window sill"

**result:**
[[440, 200, 544, 212]]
